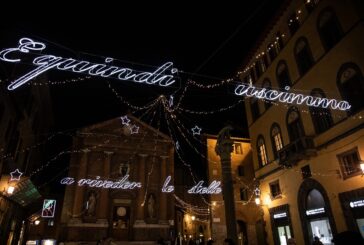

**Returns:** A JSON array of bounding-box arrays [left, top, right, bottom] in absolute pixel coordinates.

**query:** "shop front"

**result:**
[[298, 179, 337, 245], [339, 187, 364, 238], [269, 204, 293, 245]]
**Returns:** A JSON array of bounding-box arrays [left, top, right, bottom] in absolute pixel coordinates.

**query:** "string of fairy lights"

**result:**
[[3, 0, 363, 215]]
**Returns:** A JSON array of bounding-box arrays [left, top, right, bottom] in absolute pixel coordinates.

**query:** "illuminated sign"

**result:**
[[60, 175, 141, 189], [234, 84, 351, 111], [0, 38, 177, 90], [188, 180, 222, 194], [350, 200, 364, 208], [273, 212, 287, 219], [41, 199, 56, 218], [161, 175, 174, 193], [61, 175, 222, 194], [306, 208, 325, 216]]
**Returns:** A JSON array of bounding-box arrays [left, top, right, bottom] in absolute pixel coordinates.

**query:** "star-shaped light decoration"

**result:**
[[10, 169, 23, 181], [130, 124, 140, 134], [191, 125, 202, 136], [120, 115, 130, 126]]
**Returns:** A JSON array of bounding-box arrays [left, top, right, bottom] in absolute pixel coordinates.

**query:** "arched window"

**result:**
[[317, 8, 342, 51], [337, 63, 364, 114], [276, 60, 291, 89], [267, 43, 277, 62], [262, 79, 272, 110], [271, 123, 284, 159], [295, 37, 314, 76], [250, 98, 260, 122], [309, 89, 333, 134], [257, 135, 268, 167], [286, 107, 305, 142]]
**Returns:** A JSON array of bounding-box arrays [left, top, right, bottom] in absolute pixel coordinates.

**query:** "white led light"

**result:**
[[235, 83, 351, 111], [0, 38, 177, 90]]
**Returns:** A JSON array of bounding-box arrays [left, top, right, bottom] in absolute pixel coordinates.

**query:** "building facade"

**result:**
[[60, 115, 175, 242], [0, 72, 54, 245], [240, 0, 364, 244], [206, 135, 264, 245]]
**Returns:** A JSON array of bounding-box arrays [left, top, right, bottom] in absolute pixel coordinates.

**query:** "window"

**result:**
[[261, 54, 268, 72], [234, 143, 243, 155], [286, 107, 305, 142], [337, 63, 364, 114], [301, 165, 312, 179], [119, 163, 130, 176], [250, 69, 256, 84], [276, 60, 291, 89], [295, 37, 314, 76], [317, 8, 342, 51], [288, 13, 300, 35], [255, 62, 262, 79], [337, 148, 361, 179], [267, 43, 277, 62], [269, 180, 281, 198], [309, 89, 333, 134], [240, 188, 248, 201], [257, 136, 268, 166], [271, 123, 284, 159], [250, 98, 260, 122], [237, 165, 245, 176], [262, 79, 272, 110]]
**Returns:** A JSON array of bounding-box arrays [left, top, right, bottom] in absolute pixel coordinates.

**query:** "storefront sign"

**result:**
[[350, 200, 364, 208], [234, 84, 351, 111], [41, 199, 56, 218], [273, 212, 287, 219], [0, 37, 177, 90], [306, 207, 325, 216]]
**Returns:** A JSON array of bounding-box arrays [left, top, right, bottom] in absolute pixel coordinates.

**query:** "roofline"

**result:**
[[203, 133, 251, 142]]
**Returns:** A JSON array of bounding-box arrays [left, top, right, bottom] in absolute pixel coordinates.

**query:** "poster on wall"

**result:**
[[41, 199, 56, 218]]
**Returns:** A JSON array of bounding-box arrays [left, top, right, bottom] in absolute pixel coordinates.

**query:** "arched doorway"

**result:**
[[298, 179, 337, 244]]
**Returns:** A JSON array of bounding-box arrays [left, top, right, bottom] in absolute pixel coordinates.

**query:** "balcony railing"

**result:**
[[278, 136, 316, 166]]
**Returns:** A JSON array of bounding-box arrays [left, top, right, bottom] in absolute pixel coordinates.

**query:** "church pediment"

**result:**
[[78, 114, 171, 143]]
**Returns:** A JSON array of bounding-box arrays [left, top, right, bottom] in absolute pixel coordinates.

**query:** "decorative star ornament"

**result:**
[[191, 125, 202, 136], [120, 115, 130, 126], [10, 169, 23, 181], [130, 125, 140, 134]]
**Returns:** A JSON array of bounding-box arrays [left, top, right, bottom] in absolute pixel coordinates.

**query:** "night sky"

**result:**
[[0, 1, 284, 186]]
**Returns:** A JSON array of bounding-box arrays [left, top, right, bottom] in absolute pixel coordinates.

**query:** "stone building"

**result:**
[[60, 115, 175, 242], [240, 0, 364, 244], [206, 135, 264, 245], [0, 72, 54, 245]]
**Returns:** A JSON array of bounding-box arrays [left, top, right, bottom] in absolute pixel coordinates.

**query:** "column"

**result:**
[[215, 127, 238, 244], [72, 149, 90, 219], [135, 154, 148, 224], [98, 151, 113, 222], [159, 156, 169, 223]]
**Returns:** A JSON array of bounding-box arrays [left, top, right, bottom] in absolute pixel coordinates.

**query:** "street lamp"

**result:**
[[34, 220, 40, 225], [7, 186, 15, 195], [255, 197, 261, 205]]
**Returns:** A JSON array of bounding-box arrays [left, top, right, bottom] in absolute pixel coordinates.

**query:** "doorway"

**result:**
[[277, 225, 292, 245], [309, 218, 333, 244]]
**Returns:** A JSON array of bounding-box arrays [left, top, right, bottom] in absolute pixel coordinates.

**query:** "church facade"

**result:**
[[59, 115, 175, 242]]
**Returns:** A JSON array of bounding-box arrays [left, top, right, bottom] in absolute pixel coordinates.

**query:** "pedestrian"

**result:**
[[312, 236, 323, 245], [287, 238, 296, 245], [332, 231, 364, 245]]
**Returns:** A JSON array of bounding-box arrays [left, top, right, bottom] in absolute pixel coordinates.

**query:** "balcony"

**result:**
[[278, 136, 317, 166]]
